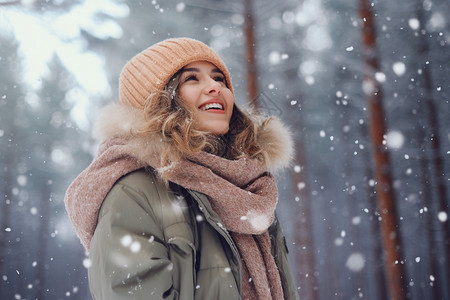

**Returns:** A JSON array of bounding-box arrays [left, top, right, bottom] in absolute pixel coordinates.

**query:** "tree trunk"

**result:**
[[418, 133, 443, 300], [281, 31, 318, 300], [358, 1, 408, 299], [360, 124, 389, 300], [291, 139, 318, 300], [243, 0, 259, 104], [0, 99, 19, 296], [415, 5, 450, 291], [35, 180, 52, 300], [0, 141, 13, 296]]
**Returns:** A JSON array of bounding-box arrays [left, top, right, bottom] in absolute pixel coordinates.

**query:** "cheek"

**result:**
[[179, 94, 196, 110], [221, 88, 234, 103], [178, 90, 188, 103], [226, 93, 235, 112], [178, 86, 196, 102], [229, 94, 235, 105]]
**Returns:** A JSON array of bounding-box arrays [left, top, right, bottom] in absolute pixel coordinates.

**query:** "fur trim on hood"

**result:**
[[93, 102, 294, 174]]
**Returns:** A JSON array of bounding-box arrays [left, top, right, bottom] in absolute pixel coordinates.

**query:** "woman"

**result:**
[[65, 38, 299, 300]]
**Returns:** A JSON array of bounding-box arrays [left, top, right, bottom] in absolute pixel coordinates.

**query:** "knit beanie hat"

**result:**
[[119, 37, 233, 109]]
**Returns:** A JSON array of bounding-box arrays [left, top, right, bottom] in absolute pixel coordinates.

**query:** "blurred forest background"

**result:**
[[1, 0, 449, 299]]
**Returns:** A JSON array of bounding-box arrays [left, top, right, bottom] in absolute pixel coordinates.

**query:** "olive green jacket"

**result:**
[[88, 168, 299, 300]]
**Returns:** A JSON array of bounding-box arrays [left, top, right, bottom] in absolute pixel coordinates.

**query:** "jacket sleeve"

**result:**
[[88, 170, 196, 300]]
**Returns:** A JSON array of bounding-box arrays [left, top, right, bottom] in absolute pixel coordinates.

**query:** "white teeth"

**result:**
[[201, 103, 223, 111]]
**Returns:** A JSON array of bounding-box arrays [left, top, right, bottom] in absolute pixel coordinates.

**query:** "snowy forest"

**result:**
[[1, 0, 449, 299]]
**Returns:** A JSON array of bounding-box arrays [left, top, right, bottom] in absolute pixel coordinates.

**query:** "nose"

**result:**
[[203, 77, 221, 95]]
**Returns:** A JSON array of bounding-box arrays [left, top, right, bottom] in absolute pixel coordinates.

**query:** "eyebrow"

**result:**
[[180, 67, 224, 75]]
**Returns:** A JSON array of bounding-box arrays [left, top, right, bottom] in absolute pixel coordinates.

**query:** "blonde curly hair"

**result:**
[[138, 70, 267, 165]]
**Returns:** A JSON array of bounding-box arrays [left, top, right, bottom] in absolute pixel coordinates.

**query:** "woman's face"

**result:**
[[178, 61, 234, 135]]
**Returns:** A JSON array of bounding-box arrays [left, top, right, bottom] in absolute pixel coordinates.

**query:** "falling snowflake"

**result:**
[[386, 131, 405, 149], [130, 241, 141, 253], [346, 253, 365, 272], [82, 258, 92, 269], [408, 18, 420, 30], [121, 235, 132, 247], [438, 211, 448, 222], [392, 62, 406, 76]]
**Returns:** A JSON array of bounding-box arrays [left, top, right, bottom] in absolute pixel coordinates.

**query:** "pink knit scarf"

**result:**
[[164, 152, 284, 300], [65, 137, 284, 299]]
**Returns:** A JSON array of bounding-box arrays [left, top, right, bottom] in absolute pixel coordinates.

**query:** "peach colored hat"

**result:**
[[119, 37, 233, 109]]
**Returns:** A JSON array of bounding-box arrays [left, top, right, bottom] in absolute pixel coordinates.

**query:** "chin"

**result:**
[[210, 127, 229, 136], [198, 122, 229, 136], [204, 126, 229, 136]]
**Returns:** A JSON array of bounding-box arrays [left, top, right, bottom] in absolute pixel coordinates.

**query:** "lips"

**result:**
[[198, 99, 225, 112], [200, 103, 223, 111]]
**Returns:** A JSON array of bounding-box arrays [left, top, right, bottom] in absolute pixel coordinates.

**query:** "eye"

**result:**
[[183, 74, 198, 82], [213, 75, 225, 82]]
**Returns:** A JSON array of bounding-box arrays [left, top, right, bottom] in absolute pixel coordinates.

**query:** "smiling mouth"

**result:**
[[199, 103, 224, 111]]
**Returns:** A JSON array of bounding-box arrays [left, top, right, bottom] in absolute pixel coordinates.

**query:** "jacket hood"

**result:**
[[92, 102, 294, 174]]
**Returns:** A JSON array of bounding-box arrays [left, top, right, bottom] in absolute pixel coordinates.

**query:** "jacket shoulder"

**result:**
[[98, 168, 161, 220], [114, 168, 160, 193], [102, 168, 170, 211], [100, 168, 195, 241]]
